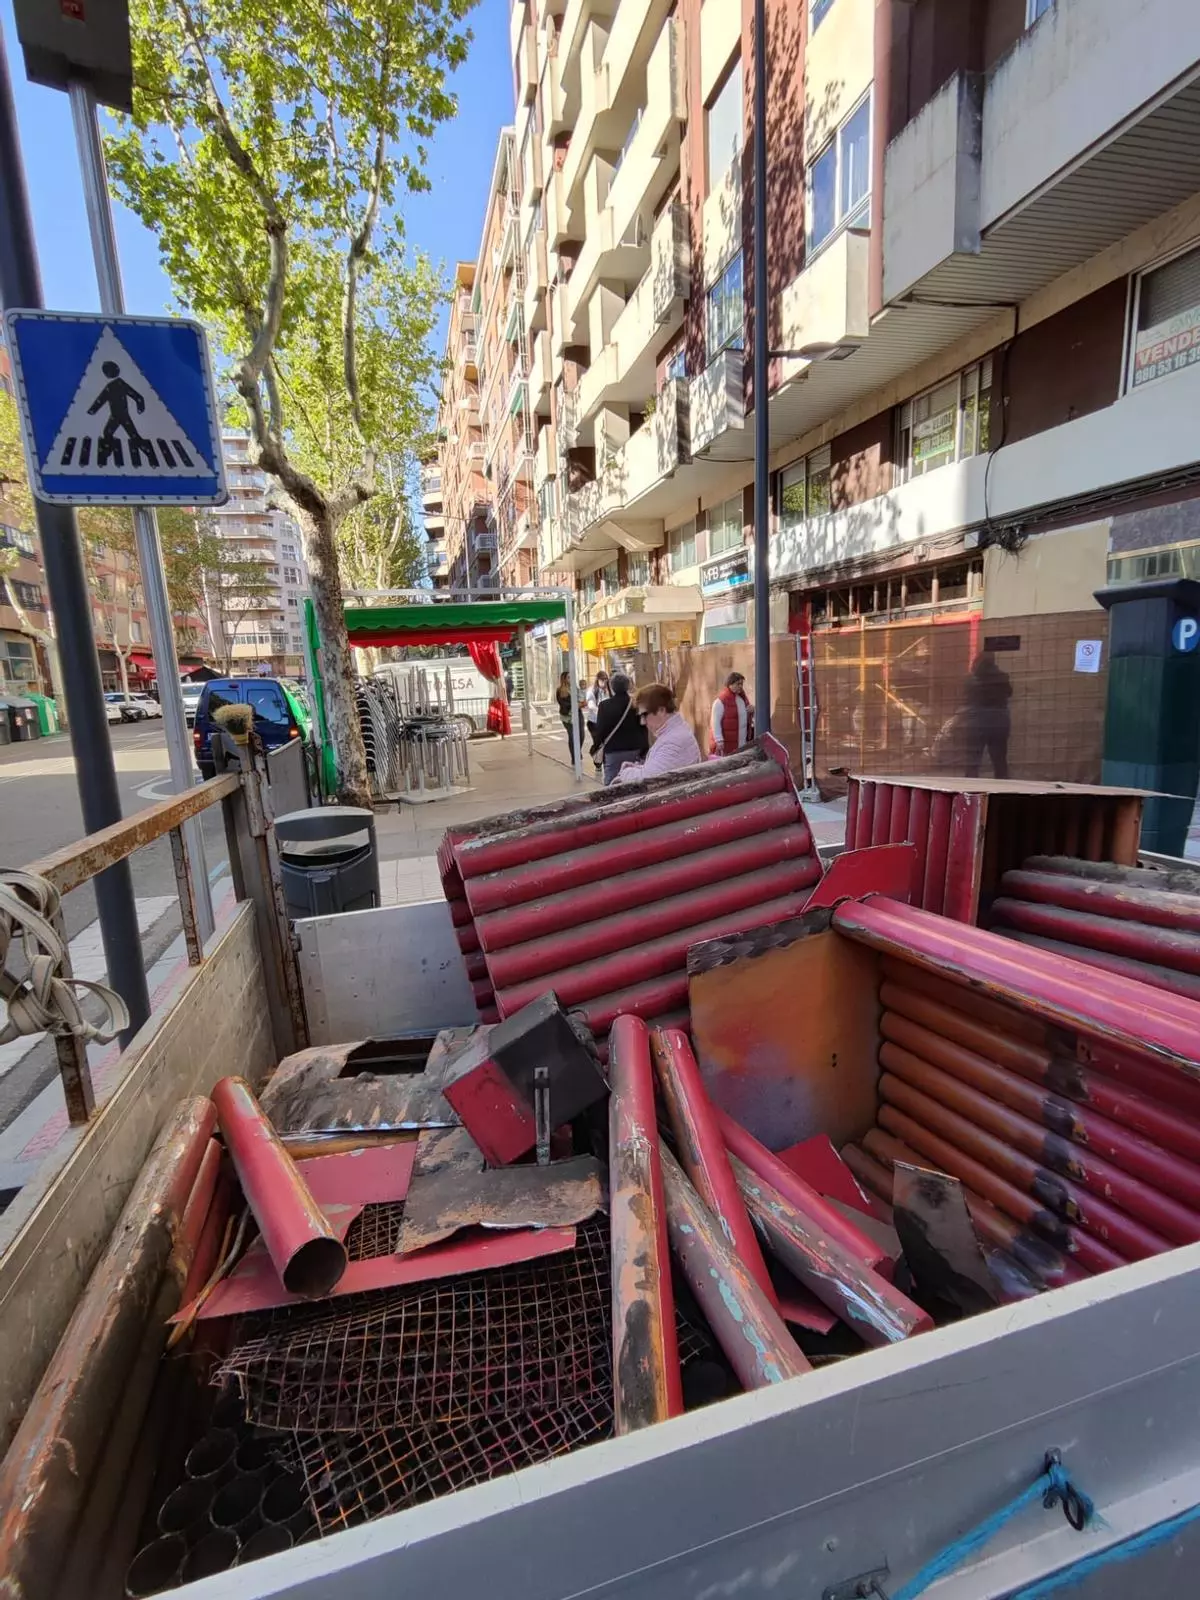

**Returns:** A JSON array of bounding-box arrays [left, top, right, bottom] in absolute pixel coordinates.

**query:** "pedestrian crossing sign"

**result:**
[[3, 310, 227, 507]]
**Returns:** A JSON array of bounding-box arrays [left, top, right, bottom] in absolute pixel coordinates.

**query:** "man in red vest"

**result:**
[[709, 671, 754, 756]]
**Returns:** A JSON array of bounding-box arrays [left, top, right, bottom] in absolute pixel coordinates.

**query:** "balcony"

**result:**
[[606, 17, 684, 247], [560, 0, 615, 82], [523, 231, 549, 333], [531, 329, 553, 412], [428, 548, 449, 573], [557, 381, 580, 452], [778, 227, 870, 381], [472, 528, 499, 552], [424, 511, 446, 537], [535, 421, 556, 487], [576, 202, 689, 423], [539, 51, 567, 141], [421, 471, 443, 509], [507, 366, 529, 419], [689, 349, 745, 459], [883, 1, 1200, 309], [581, 582, 702, 630], [516, 20, 537, 106]]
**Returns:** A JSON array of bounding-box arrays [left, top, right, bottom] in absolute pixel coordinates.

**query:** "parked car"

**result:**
[[180, 682, 205, 727], [104, 692, 151, 723], [192, 676, 313, 780], [130, 693, 162, 718], [104, 698, 125, 725]]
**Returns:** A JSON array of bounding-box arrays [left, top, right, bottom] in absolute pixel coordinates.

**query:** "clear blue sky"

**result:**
[[0, 0, 512, 353]]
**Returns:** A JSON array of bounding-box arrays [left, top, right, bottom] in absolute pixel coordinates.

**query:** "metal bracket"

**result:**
[[823, 1568, 891, 1600], [533, 1063, 551, 1166]]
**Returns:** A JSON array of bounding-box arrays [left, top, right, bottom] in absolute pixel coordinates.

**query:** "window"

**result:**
[[807, 93, 872, 253], [667, 519, 697, 572], [1128, 243, 1200, 392], [1026, 0, 1053, 24], [708, 494, 744, 556], [777, 446, 832, 528], [11, 580, 44, 608], [131, 621, 143, 643], [705, 57, 742, 193], [283, 566, 300, 585], [664, 346, 687, 384], [0, 525, 35, 556], [600, 560, 620, 597], [707, 253, 744, 357], [897, 357, 993, 481], [626, 552, 649, 586]]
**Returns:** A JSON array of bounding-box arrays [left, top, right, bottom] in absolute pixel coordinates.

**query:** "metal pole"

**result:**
[[564, 589, 583, 782], [752, 0, 771, 736], [520, 622, 533, 758], [68, 81, 214, 944], [0, 33, 150, 1043]]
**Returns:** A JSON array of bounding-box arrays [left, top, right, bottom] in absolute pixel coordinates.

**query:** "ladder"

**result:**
[[794, 632, 820, 800]]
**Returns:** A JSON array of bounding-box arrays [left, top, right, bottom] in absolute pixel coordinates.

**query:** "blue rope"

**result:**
[[1008, 1501, 1200, 1598], [892, 1459, 1093, 1600]]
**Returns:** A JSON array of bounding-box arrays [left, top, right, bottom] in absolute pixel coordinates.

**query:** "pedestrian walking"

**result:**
[[709, 671, 754, 756], [589, 672, 648, 784], [962, 653, 1012, 779], [556, 670, 583, 763], [614, 684, 701, 784], [584, 670, 611, 744]]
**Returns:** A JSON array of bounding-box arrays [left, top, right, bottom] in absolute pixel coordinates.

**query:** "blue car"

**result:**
[[192, 677, 312, 780]]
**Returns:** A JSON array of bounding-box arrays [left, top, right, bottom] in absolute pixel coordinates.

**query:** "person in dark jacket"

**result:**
[[962, 653, 1012, 779], [589, 672, 648, 784]]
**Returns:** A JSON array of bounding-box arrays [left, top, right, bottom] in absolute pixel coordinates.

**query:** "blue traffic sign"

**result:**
[[3, 310, 227, 507], [1173, 617, 1200, 653]]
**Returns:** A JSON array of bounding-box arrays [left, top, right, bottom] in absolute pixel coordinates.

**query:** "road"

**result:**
[[0, 720, 228, 1143]]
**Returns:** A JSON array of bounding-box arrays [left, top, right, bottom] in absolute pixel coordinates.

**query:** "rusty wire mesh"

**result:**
[[344, 1200, 407, 1262], [218, 1217, 613, 1434]]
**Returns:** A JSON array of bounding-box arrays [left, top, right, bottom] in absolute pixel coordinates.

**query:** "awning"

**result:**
[[128, 652, 156, 676], [344, 599, 566, 647]]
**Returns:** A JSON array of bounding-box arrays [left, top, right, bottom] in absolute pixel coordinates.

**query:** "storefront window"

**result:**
[[897, 358, 992, 482]]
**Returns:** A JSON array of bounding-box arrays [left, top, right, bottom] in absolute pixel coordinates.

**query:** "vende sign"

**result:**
[[1132, 305, 1200, 388]]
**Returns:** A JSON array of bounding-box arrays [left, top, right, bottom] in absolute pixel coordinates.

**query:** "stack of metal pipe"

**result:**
[[989, 855, 1200, 1002], [842, 954, 1200, 1288], [437, 740, 822, 1034]]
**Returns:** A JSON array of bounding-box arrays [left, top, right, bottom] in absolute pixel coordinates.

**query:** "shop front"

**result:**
[[700, 549, 752, 643]]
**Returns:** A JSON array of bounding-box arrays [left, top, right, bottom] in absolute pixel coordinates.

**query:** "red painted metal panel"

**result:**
[[212, 1077, 348, 1298], [870, 782, 892, 847], [803, 844, 917, 912], [879, 980, 1200, 1167], [495, 889, 816, 1015], [887, 786, 911, 846], [1003, 930, 1200, 1006], [651, 1028, 778, 1308], [868, 1114, 1125, 1275], [297, 1141, 417, 1209], [777, 1134, 883, 1222], [487, 858, 820, 988], [834, 897, 1200, 1079], [1001, 869, 1200, 934], [992, 898, 1200, 977], [878, 1072, 1170, 1260], [609, 1016, 683, 1432], [922, 792, 953, 916], [844, 781, 860, 853], [944, 791, 985, 923], [477, 826, 816, 954], [908, 789, 932, 905], [572, 972, 692, 1035], [467, 793, 806, 915], [880, 1039, 1200, 1242], [855, 781, 877, 850]]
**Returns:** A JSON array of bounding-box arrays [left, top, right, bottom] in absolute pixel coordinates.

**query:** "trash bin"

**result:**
[[274, 806, 380, 919], [28, 694, 59, 736], [0, 703, 11, 746], [5, 697, 37, 741]]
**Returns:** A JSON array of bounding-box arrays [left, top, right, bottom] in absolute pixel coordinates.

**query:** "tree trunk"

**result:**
[[293, 501, 371, 808], [117, 647, 131, 698]]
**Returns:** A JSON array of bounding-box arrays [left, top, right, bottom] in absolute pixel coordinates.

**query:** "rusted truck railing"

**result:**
[[8, 748, 305, 1126]]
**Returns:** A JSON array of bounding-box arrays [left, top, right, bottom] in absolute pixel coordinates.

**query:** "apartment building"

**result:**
[[0, 345, 53, 697], [437, 263, 495, 592], [444, 0, 1200, 783], [422, 458, 450, 588], [205, 432, 311, 677]]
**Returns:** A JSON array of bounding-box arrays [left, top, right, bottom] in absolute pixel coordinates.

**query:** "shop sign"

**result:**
[[581, 625, 640, 653], [701, 550, 751, 597], [1133, 305, 1200, 389]]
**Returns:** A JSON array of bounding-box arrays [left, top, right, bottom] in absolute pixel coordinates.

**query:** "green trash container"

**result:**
[[28, 694, 59, 736]]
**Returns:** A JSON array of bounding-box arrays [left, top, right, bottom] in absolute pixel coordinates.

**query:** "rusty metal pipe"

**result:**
[[212, 1076, 347, 1297], [855, 780, 876, 850], [877, 1072, 1168, 1260], [864, 1119, 1126, 1275], [660, 1146, 809, 1389], [0, 1096, 216, 1600], [175, 1137, 222, 1278], [651, 1028, 778, 1308], [880, 1012, 1200, 1209], [992, 896, 1200, 978], [880, 1039, 1200, 1244], [839, 1143, 895, 1211], [881, 957, 1047, 1043], [716, 1109, 886, 1266], [1026, 854, 1200, 896], [608, 1014, 683, 1433], [125, 1534, 186, 1598], [998, 928, 1200, 1004], [1001, 868, 1200, 933], [732, 1156, 931, 1345]]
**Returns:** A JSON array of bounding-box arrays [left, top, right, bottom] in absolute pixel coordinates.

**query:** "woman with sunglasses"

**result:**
[[613, 683, 701, 784]]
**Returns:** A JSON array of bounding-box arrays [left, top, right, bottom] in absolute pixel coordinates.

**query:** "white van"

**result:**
[[373, 655, 498, 731]]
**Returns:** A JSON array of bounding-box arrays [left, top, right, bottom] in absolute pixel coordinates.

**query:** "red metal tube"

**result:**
[[1001, 868, 1200, 934], [835, 897, 1200, 1073], [1079, 1037, 1200, 1121], [571, 972, 691, 1035], [844, 781, 860, 853], [660, 1146, 809, 1388], [464, 950, 489, 982], [879, 981, 1200, 1167], [651, 1028, 778, 1308], [477, 825, 817, 955], [870, 782, 892, 847], [860, 1129, 1085, 1288], [839, 1143, 896, 1214], [887, 785, 911, 846], [866, 1118, 1126, 1275], [608, 1015, 683, 1433], [732, 1157, 933, 1346], [496, 888, 814, 1015], [880, 1012, 1200, 1211], [174, 1138, 222, 1282], [1025, 854, 1200, 897], [880, 957, 1047, 1044], [908, 789, 932, 905], [919, 790, 952, 915], [943, 791, 985, 923], [457, 763, 785, 881], [877, 1071, 1169, 1260], [880, 1036, 1200, 1239], [716, 1109, 886, 1267], [998, 929, 1200, 1005], [992, 897, 1200, 978], [855, 781, 877, 850], [487, 858, 820, 989], [212, 1077, 348, 1298]]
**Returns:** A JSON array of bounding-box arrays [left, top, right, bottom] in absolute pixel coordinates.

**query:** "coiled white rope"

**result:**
[[0, 870, 129, 1046]]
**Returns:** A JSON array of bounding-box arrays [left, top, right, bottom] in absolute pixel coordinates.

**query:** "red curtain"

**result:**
[[469, 641, 512, 737], [346, 628, 515, 648]]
